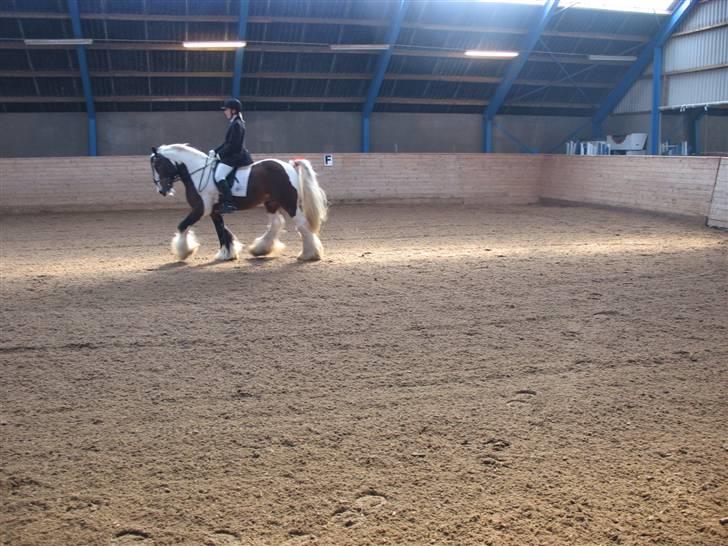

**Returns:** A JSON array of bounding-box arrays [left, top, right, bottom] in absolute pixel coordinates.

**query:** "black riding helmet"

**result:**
[[221, 98, 242, 112]]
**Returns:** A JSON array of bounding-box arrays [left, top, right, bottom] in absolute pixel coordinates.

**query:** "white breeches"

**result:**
[[214, 162, 235, 181]]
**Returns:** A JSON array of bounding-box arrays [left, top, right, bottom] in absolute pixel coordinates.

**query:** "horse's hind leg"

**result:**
[[249, 202, 286, 257], [211, 212, 242, 261], [293, 205, 324, 261]]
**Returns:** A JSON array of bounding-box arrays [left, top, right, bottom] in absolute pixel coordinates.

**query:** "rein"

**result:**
[[152, 151, 215, 194], [187, 157, 215, 193]]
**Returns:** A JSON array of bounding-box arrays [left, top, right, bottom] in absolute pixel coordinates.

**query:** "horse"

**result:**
[[150, 144, 328, 262]]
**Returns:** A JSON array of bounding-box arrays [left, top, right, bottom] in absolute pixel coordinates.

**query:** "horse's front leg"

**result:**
[[211, 212, 243, 261], [170, 205, 204, 261]]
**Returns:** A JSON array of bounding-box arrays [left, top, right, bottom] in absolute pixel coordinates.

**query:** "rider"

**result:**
[[209, 98, 254, 214]]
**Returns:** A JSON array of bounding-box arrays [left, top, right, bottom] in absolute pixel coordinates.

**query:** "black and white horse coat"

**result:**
[[150, 144, 328, 262]]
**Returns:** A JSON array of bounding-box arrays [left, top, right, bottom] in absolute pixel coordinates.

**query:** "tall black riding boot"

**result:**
[[216, 178, 237, 214]]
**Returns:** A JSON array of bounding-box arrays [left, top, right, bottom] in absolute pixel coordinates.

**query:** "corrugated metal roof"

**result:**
[[0, 0, 685, 114]]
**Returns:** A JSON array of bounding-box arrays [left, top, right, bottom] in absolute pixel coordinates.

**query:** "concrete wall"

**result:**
[[0, 111, 728, 157], [98, 111, 363, 156], [0, 111, 588, 158], [0, 113, 88, 157], [370, 113, 482, 153], [97, 112, 222, 156], [2, 111, 726, 159], [248, 112, 360, 154], [701, 116, 728, 156], [0, 111, 362, 158], [490, 115, 591, 154]]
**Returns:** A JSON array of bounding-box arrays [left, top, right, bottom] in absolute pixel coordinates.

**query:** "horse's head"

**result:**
[[150, 147, 179, 196]]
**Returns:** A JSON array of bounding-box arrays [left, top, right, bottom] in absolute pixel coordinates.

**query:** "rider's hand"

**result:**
[[208, 149, 216, 158]]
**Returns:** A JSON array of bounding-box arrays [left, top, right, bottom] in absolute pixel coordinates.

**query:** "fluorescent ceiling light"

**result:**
[[329, 44, 390, 51], [182, 41, 246, 49], [588, 54, 638, 62], [24, 38, 93, 45], [478, 0, 673, 14], [465, 50, 519, 58]]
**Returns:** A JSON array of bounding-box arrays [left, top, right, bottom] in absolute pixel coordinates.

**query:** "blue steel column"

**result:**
[[483, 0, 560, 152], [231, 0, 249, 98], [591, 120, 602, 139], [591, 0, 697, 129], [68, 0, 96, 156], [484, 118, 493, 155], [361, 0, 407, 153], [650, 47, 662, 155]]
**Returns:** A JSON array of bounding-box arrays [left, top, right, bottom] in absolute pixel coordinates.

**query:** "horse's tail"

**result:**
[[292, 158, 328, 234]]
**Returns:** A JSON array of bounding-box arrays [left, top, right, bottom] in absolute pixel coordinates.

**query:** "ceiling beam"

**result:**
[[592, 0, 698, 126], [0, 12, 651, 43], [2, 41, 623, 67], [484, 0, 560, 152], [68, 0, 96, 156], [362, 0, 407, 152], [231, 0, 249, 98], [0, 70, 615, 90], [378, 97, 594, 109], [0, 95, 594, 109]]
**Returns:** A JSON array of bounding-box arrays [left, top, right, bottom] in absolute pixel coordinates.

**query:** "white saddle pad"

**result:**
[[230, 165, 252, 198]]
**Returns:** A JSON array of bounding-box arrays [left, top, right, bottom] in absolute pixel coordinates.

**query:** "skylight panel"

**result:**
[[477, 0, 673, 14]]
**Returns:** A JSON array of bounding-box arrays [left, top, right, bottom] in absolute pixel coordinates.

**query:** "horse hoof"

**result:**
[[215, 239, 243, 261], [249, 239, 285, 257], [171, 230, 200, 261]]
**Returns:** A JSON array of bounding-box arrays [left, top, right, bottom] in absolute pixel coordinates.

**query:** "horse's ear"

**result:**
[[151, 147, 157, 154]]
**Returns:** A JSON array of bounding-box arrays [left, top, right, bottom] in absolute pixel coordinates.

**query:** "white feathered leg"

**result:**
[[249, 211, 286, 257], [171, 229, 200, 261], [294, 209, 323, 261], [215, 235, 244, 261]]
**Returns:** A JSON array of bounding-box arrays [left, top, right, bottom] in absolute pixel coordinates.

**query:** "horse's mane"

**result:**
[[158, 143, 206, 158]]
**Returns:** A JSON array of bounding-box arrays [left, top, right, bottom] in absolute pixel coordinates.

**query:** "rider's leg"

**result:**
[[214, 161, 237, 214]]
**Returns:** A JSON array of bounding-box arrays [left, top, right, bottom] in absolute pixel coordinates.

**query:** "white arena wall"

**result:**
[[0, 154, 726, 228]]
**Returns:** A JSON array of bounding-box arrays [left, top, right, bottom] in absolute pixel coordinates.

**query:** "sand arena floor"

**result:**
[[0, 204, 727, 546]]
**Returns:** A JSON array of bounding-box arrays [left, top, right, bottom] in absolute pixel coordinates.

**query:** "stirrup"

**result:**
[[219, 201, 236, 214]]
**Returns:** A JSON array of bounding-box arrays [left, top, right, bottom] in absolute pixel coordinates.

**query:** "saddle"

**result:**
[[224, 163, 254, 198]]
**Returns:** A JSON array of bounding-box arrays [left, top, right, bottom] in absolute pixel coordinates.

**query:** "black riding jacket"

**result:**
[[215, 114, 253, 166]]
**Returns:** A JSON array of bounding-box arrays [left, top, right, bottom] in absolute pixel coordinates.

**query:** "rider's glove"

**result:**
[[208, 150, 217, 158]]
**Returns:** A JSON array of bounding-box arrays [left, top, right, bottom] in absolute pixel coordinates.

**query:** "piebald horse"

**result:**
[[150, 144, 328, 262]]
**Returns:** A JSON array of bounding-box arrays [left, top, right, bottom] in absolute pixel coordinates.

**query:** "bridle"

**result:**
[[151, 148, 216, 195], [150, 150, 178, 195]]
